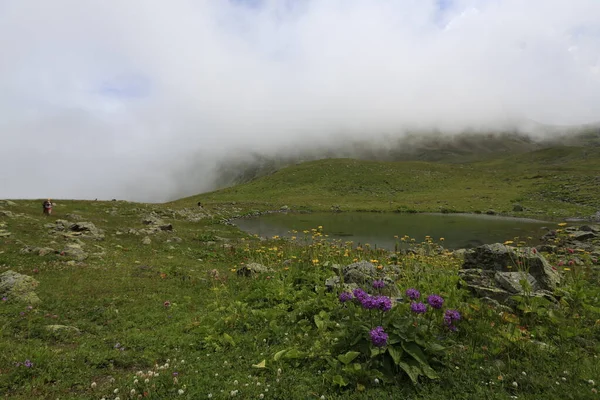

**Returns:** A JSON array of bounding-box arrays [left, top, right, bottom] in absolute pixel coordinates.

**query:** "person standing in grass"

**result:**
[[42, 199, 53, 216]]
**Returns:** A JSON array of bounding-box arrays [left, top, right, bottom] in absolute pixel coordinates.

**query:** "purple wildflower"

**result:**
[[353, 288, 369, 302], [24, 360, 33, 368], [427, 294, 444, 309], [405, 288, 420, 300], [374, 296, 392, 312], [173, 372, 179, 376], [1, 297, 7, 302], [372, 280, 385, 289], [410, 302, 427, 314], [339, 292, 353, 303], [360, 295, 378, 310], [369, 326, 388, 347], [444, 309, 461, 329]]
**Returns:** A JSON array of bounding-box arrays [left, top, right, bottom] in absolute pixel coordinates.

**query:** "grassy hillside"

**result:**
[[175, 146, 600, 220]]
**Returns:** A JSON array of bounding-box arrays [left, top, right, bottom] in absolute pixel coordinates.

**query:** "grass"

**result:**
[[176, 146, 600, 220], [1, 196, 599, 399]]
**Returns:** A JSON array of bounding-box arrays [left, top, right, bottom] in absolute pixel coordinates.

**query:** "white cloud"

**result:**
[[1, 0, 599, 201]]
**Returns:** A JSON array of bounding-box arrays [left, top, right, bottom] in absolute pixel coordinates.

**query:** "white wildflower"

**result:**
[[521, 371, 527, 376], [90, 382, 97, 389], [144, 379, 150, 384], [512, 381, 518, 388], [114, 389, 119, 394], [133, 379, 138, 385], [178, 389, 185, 395], [234, 380, 238, 385], [589, 380, 596, 386], [259, 394, 264, 399], [374, 378, 380, 384], [130, 389, 136, 395]]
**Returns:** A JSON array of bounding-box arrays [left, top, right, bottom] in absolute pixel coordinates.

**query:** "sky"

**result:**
[[1, 0, 599, 202]]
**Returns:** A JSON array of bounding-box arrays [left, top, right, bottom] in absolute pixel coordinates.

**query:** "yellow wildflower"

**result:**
[[558, 223, 567, 227], [504, 240, 514, 245]]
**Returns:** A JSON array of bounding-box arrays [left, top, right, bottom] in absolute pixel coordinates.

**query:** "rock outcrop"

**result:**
[[459, 243, 560, 304], [0, 270, 41, 304]]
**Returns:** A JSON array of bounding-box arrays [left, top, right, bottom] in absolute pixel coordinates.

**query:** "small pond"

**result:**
[[233, 212, 551, 250]]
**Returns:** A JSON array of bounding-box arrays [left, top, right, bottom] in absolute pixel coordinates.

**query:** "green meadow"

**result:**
[[1, 146, 599, 399]]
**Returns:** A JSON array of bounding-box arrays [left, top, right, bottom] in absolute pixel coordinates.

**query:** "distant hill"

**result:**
[[208, 126, 600, 189]]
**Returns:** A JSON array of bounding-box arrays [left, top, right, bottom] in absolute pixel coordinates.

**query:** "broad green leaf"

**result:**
[[273, 349, 287, 361], [284, 348, 304, 359], [337, 351, 360, 365], [252, 359, 266, 369], [332, 375, 348, 387], [314, 314, 325, 330], [387, 346, 403, 365], [398, 359, 422, 385], [402, 341, 429, 368], [421, 364, 439, 380]]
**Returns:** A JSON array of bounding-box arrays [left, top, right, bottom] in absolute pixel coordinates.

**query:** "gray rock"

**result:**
[[570, 231, 597, 241], [0, 200, 17, 206], [0, 270, 41, 304], [62, 243, 88, 261], [343, 261, 378, 285], [0, 210, 15, 218], [142, 236, 152, 245], [237, 262, 274, 277], [512, 204, 524, 212], [494, 271, 539, 293], [579, 225, 599, 233], [68, 222, 104, 240], [65, 213, 84, 221], [463, 243, 560, 291]]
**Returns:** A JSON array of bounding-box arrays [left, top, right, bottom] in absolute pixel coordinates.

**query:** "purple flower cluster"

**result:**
[[410, 302, 427, 314], [427, 295, 444, 309], [372, 280, 385, 289], [357, 290, 392, 312], [369, 326, 388, 347], [444, 309, 461, 331], [405, 288, 420, 300], [339, 292, 353, 303]]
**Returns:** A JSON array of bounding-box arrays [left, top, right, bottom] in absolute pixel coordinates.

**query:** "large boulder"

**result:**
[[459, 243, 560, 305], [0, 270, 41, 304], [463, 243, 560, 290]]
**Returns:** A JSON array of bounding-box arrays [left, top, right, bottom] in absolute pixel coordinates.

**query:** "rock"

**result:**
[[62, 243, 88, 261], [579, 225, 600, 233], [459, 243, 561, 305], [0, 270, 41, 304], [463, 243, 560, 290], [45, 325, 81, 334], [159, 223, 173, 231], [570, 231, 597, 241], [280, 205, 290, 211], [512, 204, 524, 212], [343, 261, 378, 285], [0, 210, 15, 218], [237, 262, 274, 277], [0, 200, 17, 206], [453, 248, 474, 260], [485, 209, 497, 215], [142, 236, 152, 245], [68, 222, 104, 240], [37, 247, 55, 256], [65, 213, 84, 221], [323, 261, 401, 297]]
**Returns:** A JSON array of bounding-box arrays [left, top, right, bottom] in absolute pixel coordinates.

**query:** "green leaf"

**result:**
[[387, 346, 403, 365], [398, 359, 422, 385], [402, 341, 429, 368], [283, 348, 304, 359], [332, 375, 348, 387], [222, 333, 236, 347], [421, 364, 439, 380], [252, 359, 266, 369], [337, 351, 360, 365], [273, 349, 287, 361], [314, 314, 325, 330]]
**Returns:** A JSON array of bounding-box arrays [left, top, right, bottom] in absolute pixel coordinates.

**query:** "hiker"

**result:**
[[42, 199, 53, 216]]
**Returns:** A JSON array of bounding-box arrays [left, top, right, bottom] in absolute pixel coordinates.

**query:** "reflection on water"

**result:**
[[233, 212, 550, 250]]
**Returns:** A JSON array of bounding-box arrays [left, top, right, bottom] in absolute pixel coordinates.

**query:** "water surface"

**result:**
[[233, 212, 549, 250]]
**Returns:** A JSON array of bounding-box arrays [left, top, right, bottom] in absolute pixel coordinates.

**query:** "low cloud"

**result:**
[[1, 0, 599, 201]]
